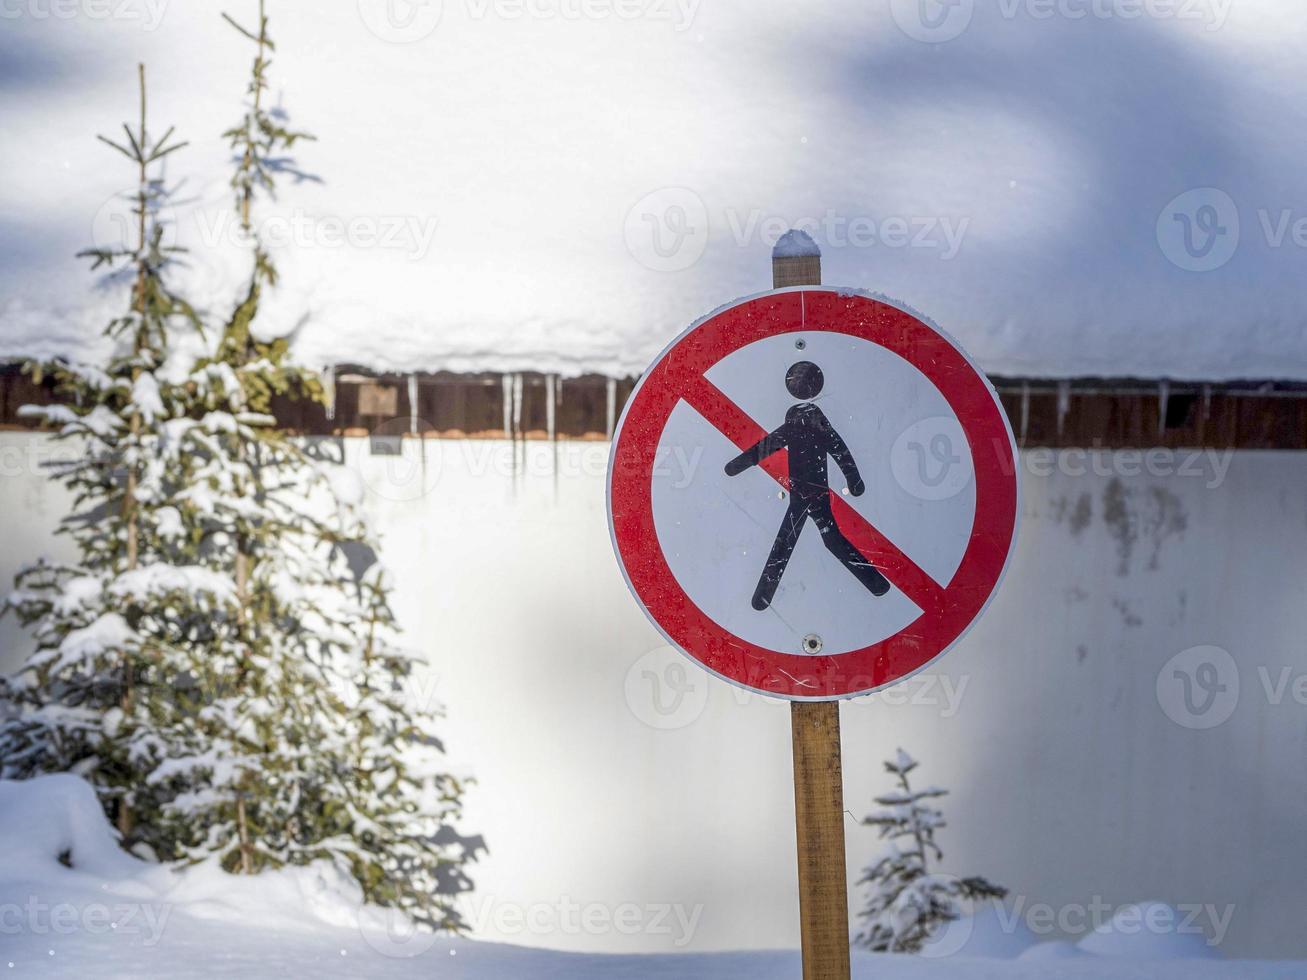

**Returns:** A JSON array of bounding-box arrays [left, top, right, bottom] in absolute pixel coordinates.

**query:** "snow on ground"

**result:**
[[2, 776, 1302, 978], [4, 3, 1307, 380]]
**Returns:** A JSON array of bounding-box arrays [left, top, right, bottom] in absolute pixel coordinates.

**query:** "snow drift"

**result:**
[[1, 776, 1300, 977]]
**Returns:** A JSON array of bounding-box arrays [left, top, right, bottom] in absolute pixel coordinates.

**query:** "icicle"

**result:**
[[501, 373, 512, 440], [513, 373, 524, 484], [406, 373, 425, 486], [324, 365, 336, 421], [546, 374, 559, 493], [1056, 380, 1070, 439], [499, 371, 514, 488], [1019, 381, 1030, 447], [1196, 382, 1212, 443], [407, 374, 419, 436], [1157, 380, 1170, 440], [545, 374, 557, 443], [606, 377, 617, 440]]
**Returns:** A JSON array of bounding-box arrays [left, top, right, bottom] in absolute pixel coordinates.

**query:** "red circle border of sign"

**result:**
[[608, 288, 1019, 700]]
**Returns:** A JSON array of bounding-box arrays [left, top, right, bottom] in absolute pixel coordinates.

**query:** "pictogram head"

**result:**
[[785, 361, 824, 400]]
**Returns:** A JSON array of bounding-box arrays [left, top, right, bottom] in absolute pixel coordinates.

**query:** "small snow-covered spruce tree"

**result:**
[[855, 750, 1006, 953], [0, 66, 219, 851], [145, 2, 479, 928]]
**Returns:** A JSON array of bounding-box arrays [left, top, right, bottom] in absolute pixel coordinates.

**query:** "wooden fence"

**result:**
[[3, 362, 1306, 449]]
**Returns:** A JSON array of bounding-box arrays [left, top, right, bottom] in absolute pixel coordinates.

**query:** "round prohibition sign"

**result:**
[[608, 289, 1019, 700]]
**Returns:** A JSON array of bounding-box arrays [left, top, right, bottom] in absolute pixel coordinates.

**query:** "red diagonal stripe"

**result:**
[[828, 495, 947, 614], [679, 373, 947, 616]]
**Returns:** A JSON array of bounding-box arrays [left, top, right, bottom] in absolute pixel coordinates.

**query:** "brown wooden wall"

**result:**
[[309, 370, 639, 440], [3, 362, 1306, 450], [992, 379, 1307, 450]]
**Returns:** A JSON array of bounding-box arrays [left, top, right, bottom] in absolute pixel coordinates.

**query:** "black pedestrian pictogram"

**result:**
[[724, 361, 891, 611]]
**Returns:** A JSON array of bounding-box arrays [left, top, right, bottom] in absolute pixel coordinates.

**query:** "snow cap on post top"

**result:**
[[772, 228, 821, 288]]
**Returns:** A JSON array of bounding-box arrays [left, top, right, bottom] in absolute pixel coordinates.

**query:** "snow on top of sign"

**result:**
[[3, 4, 1307, 379], [773, 229, 820, 259]]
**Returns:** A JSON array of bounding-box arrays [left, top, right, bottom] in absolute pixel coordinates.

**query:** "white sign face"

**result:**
[[651, 330, 977, 657]]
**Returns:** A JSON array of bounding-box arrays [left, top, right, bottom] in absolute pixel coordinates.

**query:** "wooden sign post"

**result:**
[[774, 236, 852, 980], [790, 699, 851, 978]]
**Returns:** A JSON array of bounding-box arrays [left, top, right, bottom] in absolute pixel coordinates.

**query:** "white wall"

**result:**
[[1, 433, 1305, 959]]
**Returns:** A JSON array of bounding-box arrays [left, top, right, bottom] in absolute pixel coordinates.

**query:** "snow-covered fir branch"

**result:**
[[855, 749, 1006, 954]]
